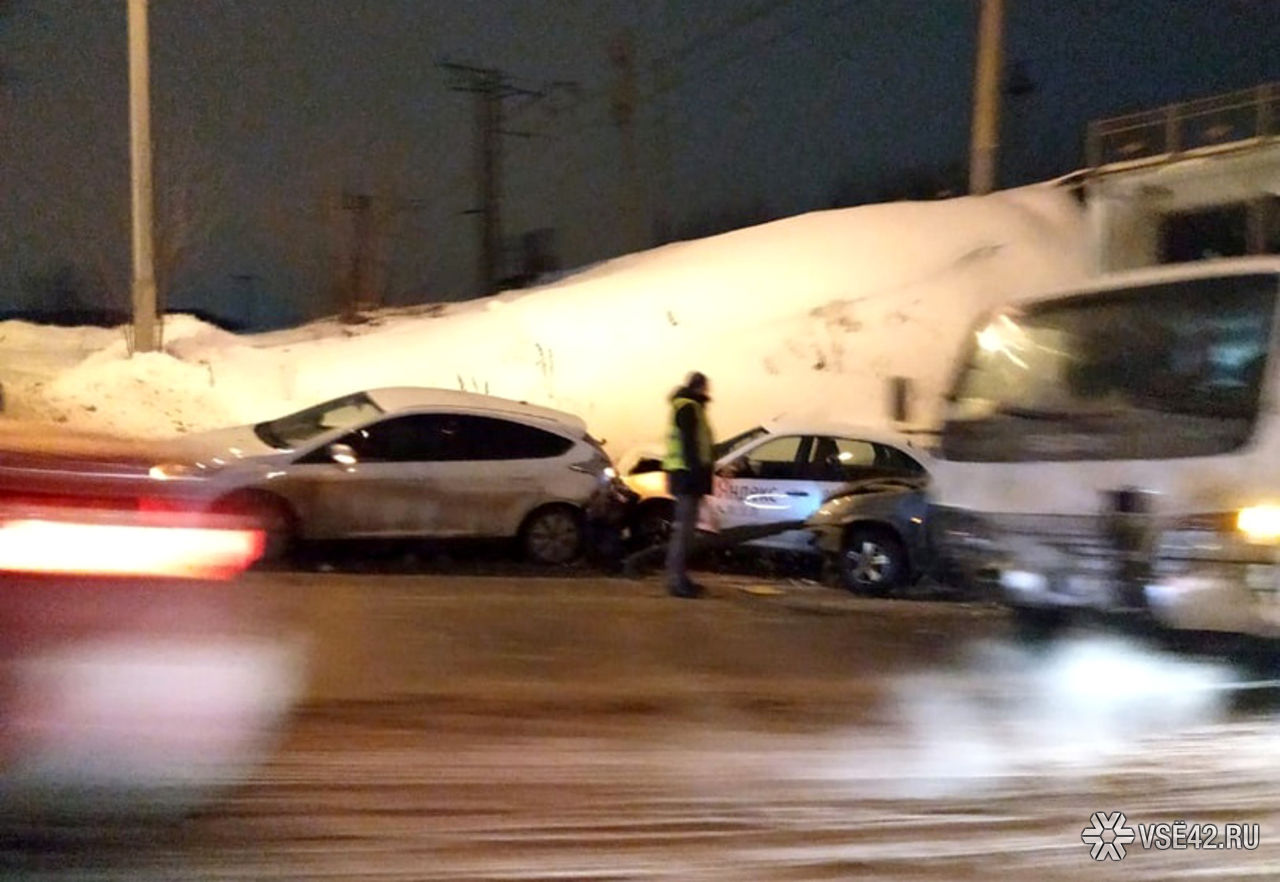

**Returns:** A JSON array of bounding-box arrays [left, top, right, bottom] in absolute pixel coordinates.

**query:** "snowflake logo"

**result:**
[[1081, 811, 1136, 861]]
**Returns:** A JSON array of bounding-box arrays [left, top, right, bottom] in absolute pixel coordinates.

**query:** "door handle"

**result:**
[[786, 491, 809, 497]]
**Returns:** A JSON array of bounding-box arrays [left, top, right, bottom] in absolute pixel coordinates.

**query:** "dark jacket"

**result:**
[[664, 384, 714, 497]]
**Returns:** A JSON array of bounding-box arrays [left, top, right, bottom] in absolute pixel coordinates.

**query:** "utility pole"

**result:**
[[649, 0, 675, 243], [440, 62, 543, 296], [329, 191, 429, 323], [610, 31, 648, 253], [230, 273, 260, 329], [969, 0, 1005, 195], [475, 67, 502, 297], [127, 0, 159, 351], [339, 192, 373, 322]]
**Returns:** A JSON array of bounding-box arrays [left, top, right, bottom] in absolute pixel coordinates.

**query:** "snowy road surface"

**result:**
[[4, 572, 1278, 879]]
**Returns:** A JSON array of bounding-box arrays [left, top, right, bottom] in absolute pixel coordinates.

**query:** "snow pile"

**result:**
[[0, 185, 1090, 454]]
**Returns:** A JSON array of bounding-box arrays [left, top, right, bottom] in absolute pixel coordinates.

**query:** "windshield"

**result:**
[[943, 272, 1277, 461], [254, 392, 384, 450], [713, 426, 769, 459]]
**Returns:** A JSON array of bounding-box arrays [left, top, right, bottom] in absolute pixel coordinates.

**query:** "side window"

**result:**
[[294, 413, 574, 463], [874, 443, 925, 474], [458, 416, 574, 460], [342, 423, 391, 462], [295, 421, 387, 464], [806, 436, 877, 481], [730, 435, 806, 480], [410, 414, 471, 461], [297, 414, 466, 463]]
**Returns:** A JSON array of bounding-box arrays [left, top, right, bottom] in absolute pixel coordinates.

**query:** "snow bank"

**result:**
[[0, 184, 1090, 454]]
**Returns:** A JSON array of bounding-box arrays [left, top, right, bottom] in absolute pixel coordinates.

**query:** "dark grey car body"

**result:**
[[805, 476, 932, 593]]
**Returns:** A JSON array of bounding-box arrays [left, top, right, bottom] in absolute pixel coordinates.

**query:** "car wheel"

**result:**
[[633, 500, 674, 549], [838, 526, 907, 596], [522, 506, 583, 565]]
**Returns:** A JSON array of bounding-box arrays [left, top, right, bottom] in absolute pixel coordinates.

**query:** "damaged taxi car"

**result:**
[[621, 417, 932, 587]]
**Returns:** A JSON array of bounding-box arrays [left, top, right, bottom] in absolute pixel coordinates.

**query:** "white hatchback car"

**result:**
[[621, 418, 932, 552], [156, 388, 618, 564]]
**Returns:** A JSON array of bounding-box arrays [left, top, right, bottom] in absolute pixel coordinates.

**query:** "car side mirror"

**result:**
[[328, 443, 358, 466]]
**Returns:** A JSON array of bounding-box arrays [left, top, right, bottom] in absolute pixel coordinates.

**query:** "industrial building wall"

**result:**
[[1085, 141, 1280, 272]]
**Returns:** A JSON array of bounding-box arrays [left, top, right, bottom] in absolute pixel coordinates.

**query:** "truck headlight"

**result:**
[[1238, 505, 1280, 544]]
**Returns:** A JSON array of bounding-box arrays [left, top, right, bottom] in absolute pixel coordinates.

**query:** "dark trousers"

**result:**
[[665, 493, 702, 590]]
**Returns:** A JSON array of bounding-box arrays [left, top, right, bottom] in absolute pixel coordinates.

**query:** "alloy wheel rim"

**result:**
[[846, 540, 891, 583], [530, 513, 579, 561]]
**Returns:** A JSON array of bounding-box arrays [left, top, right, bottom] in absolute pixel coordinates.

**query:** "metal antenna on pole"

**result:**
[[127, 0, 159, 351], [439, 61, 563, 296]]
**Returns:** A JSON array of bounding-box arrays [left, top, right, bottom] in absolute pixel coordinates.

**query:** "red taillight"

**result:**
[[0, 518, 264, 580]]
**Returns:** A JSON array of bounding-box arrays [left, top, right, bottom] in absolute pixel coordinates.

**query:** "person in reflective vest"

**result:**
[[662, 371, 714, 598]]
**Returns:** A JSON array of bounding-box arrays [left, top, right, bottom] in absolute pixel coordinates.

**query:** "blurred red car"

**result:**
[[0, 426, 303, 823]]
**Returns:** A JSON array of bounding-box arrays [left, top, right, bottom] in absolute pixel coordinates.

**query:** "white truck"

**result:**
[[930, 257, 1280, 638]]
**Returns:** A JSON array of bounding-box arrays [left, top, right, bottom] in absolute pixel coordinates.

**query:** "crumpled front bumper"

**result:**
[[931, 505, 1280, 638], [928, 505, 1010, 599]]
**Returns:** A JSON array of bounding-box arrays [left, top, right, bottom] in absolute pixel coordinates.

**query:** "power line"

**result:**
[[650, 0, 808, 93], [522, 0, 809, 138], [438, 61, 577, 295], [660, 0, 861, 130], [427, 3, 860, 274], [544, 0, 858, 139]]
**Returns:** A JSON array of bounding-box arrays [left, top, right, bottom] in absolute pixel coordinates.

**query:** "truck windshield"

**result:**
[[942, 272, 1277, 462]]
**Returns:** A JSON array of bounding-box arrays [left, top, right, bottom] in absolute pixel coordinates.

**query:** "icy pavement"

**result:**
[[3, 572, 1278, 880]]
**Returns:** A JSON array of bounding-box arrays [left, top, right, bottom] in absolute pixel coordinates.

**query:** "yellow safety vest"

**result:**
[[663, 397, 713, 470]]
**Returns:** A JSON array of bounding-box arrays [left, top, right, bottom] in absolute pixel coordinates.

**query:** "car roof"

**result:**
[[756, 417, 931, 457], [1008, 256, 1280, 307], [618, 419, 934, 472], [364, 387, 588, 434]]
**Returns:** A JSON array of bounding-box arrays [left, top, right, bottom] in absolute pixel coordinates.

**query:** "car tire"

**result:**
[[632, 500, 674, 549], [522, 505, 583, 565], [838, 526, 907, 596], [212, 491, 298, 567]]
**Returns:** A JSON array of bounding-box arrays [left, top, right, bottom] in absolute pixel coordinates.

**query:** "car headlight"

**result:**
[[149, 462, 203, 481], [1238, 504, 1280, 544], [570, 450, 613, 480]]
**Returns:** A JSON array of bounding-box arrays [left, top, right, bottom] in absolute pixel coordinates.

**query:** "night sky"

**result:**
[[1, 0, 1277, 328]]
